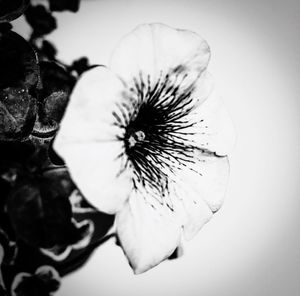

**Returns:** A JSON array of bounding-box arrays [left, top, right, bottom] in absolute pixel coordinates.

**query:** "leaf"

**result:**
[[49, 0, 80, 13], [32, 62, 75, 138], [0, 31, 39, 90], [39, 40, 57, 61], [0, 229, 17, 266], [48, 138, 64, 165], [0, 23, 12, 34], [0, 141, 35, 165], [70, 57, 94, 76], [7, 168, 87, 249], [0, 0, 29, 23], [38, 62, 75, 98], [11, 266, 60, 296], [24, 5, 57, 38], [0, 31, 39, 141], [0, 89, 37, 141]]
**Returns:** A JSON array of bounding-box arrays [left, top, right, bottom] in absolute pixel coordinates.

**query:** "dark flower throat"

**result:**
[[113, 71, 198, 196]]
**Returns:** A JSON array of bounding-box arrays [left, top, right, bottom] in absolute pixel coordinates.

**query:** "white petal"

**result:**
[[110, 23, 210, 86], [175, 184, 213, 241], [55, 140, 132, 214], [177, 153, 230, 240], [116, 190, 182, 274], [55, 66, 125, 143], [11, 273, 31, 296], [35, 265, 60, 284], [54, 67, 133, 213], [187, 87, 236, 156]]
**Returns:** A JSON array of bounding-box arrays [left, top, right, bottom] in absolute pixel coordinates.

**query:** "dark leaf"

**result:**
[[13, 276, 49, 296], [0, 31, 39, 89], [0, 141, 35, 165], [0, 285, 6, 296], [70, 56, 92, 76], [0, 183, 15, 240], [0, 0, 29, 23], [7, 169, 85, 249], [32, 62, 75, 138], [48, 138, 65, 166], [0, 31, 39, 140], [40, 40, 57, 61], [0, 229, 17, 266], [49, 0, 80, 13], [24, 5, 56, 38], [0, 31, 39, 141], [0, 88, 37, 141], [0, 140, 50, 176], [11, 266, 60, 296], [35, 266, 60, 292], [32, 91, 68, 138], [0, 23, 12, 34], [38, 61, 75, 98]]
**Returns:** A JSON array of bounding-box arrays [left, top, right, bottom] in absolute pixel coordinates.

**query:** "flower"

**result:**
[[54, 23, 235, 273], [11, 265, 60, 296]]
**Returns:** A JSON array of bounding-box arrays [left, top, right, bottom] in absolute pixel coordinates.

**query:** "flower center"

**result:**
[[114, 71, 198, 195], [127, 130, 145, 148]]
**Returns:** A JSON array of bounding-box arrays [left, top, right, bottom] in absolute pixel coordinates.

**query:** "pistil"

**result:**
[[128, 130, 145, 148]]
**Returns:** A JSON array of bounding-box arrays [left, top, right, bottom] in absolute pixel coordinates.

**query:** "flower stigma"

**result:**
[[127, 130, 146, 148]]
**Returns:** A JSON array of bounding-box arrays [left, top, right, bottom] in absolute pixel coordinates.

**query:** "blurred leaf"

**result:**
[[0, 141, 35, 165], [0, 31, 39, 141], [48, 138, 64, 166], [38, 62, 74, 98], [6, 168, 87, 249], [49, 0, 80, 13], [32, 62, 75, 138], [11, 265, 60, 296], [0, 23, 12, 34], [39, 40, 57, 61], [0, 285, 6, 296], [0, 89, 37, 141], [0, 0, 29, 23], [0, 31, 39, 89], [70, 57, 93, 76], [0, 229, 17, 266], [24, 5, 56, 38], [33, 91, 67, 138]]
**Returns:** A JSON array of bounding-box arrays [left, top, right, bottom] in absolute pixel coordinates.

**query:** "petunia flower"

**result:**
[[11, 265, 60, 296], [54, 23, 235, 273]]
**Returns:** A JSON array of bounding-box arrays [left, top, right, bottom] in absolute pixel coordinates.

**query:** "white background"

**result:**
[[13, 0, 300, 295]]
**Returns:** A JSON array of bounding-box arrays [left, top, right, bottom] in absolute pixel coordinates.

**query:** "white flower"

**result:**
[[54, 23, 235, 273]]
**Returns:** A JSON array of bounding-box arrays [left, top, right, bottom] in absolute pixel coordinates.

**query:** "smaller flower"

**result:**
[[11, 265, 60, 296]]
